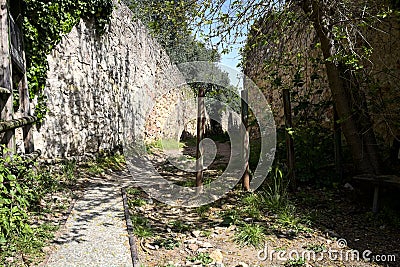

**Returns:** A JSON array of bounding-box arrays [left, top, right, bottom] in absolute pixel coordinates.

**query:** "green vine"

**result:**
[[23, 0, 113, 121]]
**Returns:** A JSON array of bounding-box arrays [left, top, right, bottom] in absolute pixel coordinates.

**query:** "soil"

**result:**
[[127, 140, 400, 267]]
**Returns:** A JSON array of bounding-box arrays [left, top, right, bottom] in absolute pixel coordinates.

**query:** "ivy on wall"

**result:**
[[22, 0, 113, 121]]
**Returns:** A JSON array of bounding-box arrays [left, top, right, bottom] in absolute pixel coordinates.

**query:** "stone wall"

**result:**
[[364, 17, 400, 145], [32, 1, 194, 159], [244, 18, 331, 128], [244, 14, 400, 145]]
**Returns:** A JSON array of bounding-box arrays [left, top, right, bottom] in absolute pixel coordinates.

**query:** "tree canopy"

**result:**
[[189, 0, 400, 175]]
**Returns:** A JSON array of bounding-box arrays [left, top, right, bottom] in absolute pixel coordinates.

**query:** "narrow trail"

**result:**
[[44, 171, 135, 267]]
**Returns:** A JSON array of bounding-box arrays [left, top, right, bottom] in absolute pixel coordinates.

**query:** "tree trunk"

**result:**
[[300, 0, 381, 174]]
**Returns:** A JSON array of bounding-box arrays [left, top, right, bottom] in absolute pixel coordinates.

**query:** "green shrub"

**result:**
[[0, 147, 63, 264], [234, 223, 266, 248], [259, 167, 289, 213], [1, 152, 42, 242]]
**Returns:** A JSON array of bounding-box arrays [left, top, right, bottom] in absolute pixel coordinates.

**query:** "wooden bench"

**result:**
[[353, 174, 400, 213]]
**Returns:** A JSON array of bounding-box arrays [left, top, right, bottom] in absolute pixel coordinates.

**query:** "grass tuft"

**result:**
[[234, 223, 266, 248]]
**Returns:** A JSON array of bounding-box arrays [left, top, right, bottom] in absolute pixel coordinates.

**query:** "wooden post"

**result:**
[[283, 89, 295, 188], [19, 51, 34, 153], [0, 0, 15, 153], [241, 89, 250, 191], [372, 184, 379, 213], [0, 116, 37, 132], [333, 106, 343, 181], [196, 87, 205, 188]]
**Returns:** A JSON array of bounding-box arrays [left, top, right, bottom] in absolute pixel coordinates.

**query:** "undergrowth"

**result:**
[[0, 147, 76, 265]]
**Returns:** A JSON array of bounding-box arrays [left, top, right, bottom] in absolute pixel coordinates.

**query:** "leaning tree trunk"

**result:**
[[300, 0, 381, 174]]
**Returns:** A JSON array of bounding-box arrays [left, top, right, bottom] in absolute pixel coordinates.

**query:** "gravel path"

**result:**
[[44, 171, 135, 267]]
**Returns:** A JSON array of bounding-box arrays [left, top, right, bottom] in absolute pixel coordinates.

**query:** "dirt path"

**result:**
[[44, 172, 134, 267]]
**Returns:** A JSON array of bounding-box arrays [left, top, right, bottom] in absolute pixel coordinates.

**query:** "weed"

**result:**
[[176, 179, 196, 187], [85, 153, 126, 175], [126, 188, 142, 196], [241, 205, 262, 220], [242, 193, 261, 208], [234, 223, 266, 248], [169, 220, 190, 233], [195, 205, 211, 218], [62, 160, 76, 181], [87, 164, 104, 175], [187, 252, 213, 265], [284, 257, 306, 267], [220, 209, 241, 226], [277, 205, 298, 225], [260, 167, 290, 213], [202, 229, 212, 237], [129, 198, 146, 207], [97, 153, 125, 171], [146, 139, 184, 153], [304, 243, 326, 252], [0, 148, 68, 265], [153, 238, 180, 250], [130, 214, 152, 237]]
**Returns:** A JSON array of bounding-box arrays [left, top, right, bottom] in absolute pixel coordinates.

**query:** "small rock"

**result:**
[[185, 260, 202, 266], [187, 243, 199, 251], [52, 195, 61, 201], [5, 257, 14, 263], [214, 226, 226, 232], [192, 230, 201, 238], [210, 249, 223, 264], [344, 183, 354, 190], [42, 246, 51, 253], [227, 225, 236, 231], [325, 229, 339, 238], [197, 248, 208, 253], [185, 238, 197, 244], [145, 243, 156, 250], [199, 241, 213, 248], [40, 199, 46, 207], [236, 262, 248, 267]]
